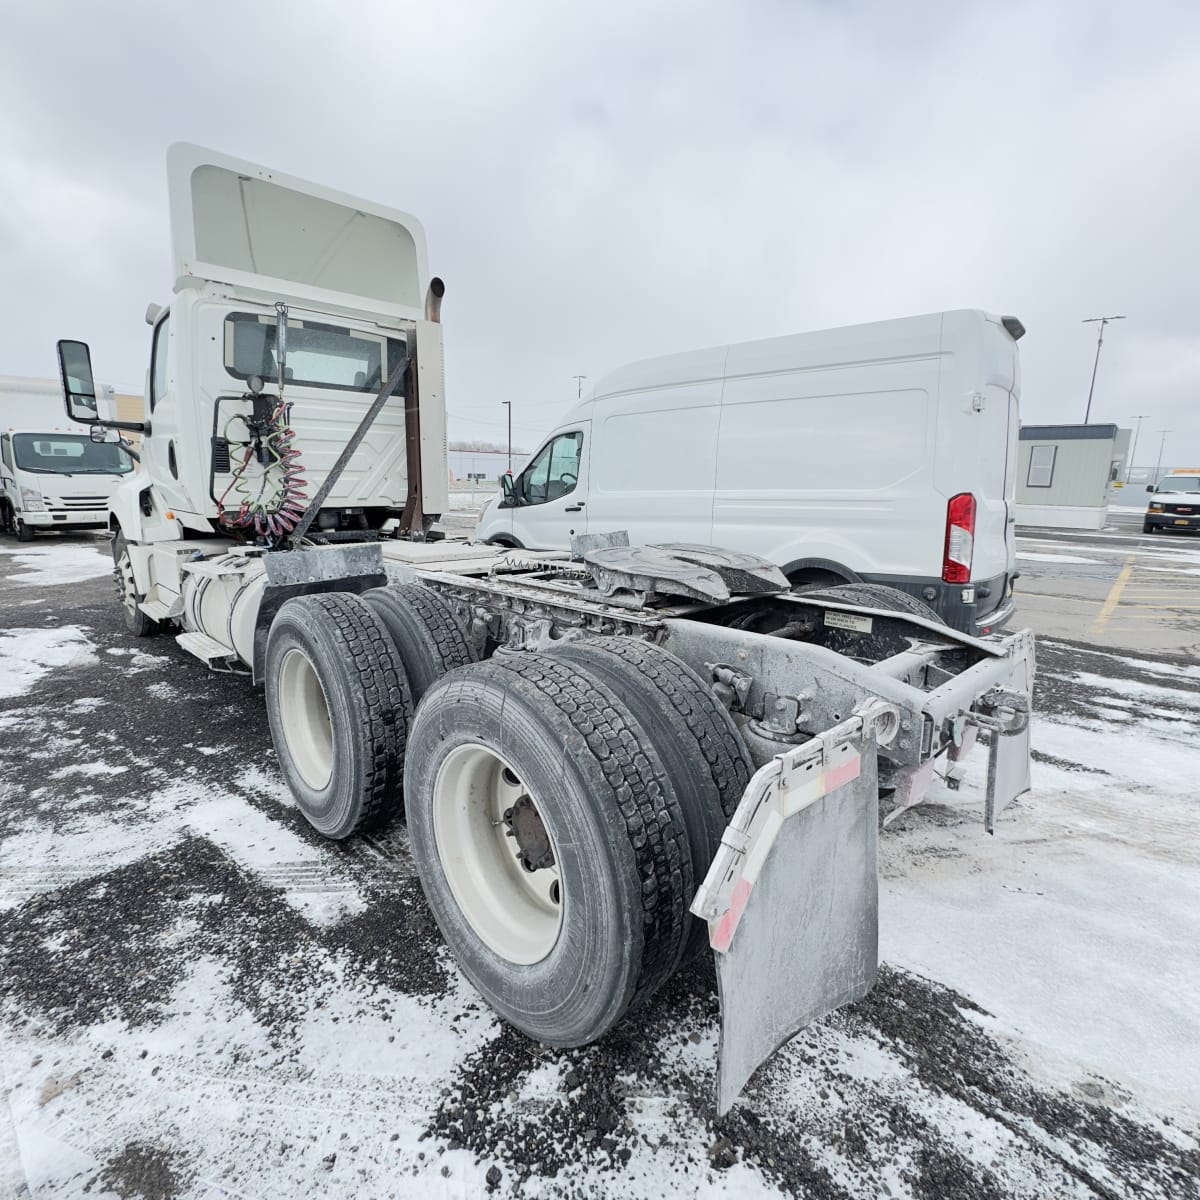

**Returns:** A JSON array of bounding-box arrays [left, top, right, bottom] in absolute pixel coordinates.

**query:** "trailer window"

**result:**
[[224, 312, 404, 393], [520, 431, 582, 505], [1026, 444, 1056, 488], [12, 434, 133, 475]]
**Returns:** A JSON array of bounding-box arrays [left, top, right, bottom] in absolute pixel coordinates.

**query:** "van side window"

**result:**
[[150, 314, 171, 411], [520, 432, 582, 505], [1026, 444, 1056, 488]]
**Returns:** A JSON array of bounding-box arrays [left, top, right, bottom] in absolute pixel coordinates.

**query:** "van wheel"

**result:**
[[265, 593, 412, 839], [15, 520, 35, 542], [1142, 520, 1155, 534], [404, 653, 692, 1045], [361, 583, 480, 705], [548, 636, 753, 964], [111, 532, 159, 636], [799, 582, 946, 625]]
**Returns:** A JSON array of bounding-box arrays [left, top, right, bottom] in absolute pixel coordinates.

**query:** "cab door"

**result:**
[[510, 425, 590, 551]]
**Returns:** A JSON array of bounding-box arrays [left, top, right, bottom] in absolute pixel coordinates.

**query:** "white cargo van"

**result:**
[[476, 310, 1023, 633], [0, 376, 134, 541]]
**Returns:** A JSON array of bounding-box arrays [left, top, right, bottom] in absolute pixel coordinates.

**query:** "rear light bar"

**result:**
[[942, 493, 975, 584]]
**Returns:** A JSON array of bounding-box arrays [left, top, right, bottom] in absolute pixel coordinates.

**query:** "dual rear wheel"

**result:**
[[263, 588, 750, 1044]]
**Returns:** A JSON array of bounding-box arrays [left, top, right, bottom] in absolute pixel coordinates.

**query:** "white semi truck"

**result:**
[[56, 144, 1034, 1114], [0, 376, 133, 540]]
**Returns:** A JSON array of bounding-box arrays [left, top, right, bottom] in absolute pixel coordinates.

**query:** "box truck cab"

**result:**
[[477, 309, 1023, 634], [1143, 470, 1200, 534], [0, 376, 134, 541]]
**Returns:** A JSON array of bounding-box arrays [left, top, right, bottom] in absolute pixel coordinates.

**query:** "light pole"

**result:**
[[1152, 431, 1172, 488], [1126, 414, 1149, 483], [1081, 315, 1125, 423], [501, 400, 512, 473], [572, 375, 587, 400]]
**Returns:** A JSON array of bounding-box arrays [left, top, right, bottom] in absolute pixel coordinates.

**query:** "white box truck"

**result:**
[[0, 376, 134, 541], [55, 144, 1035, 1114], [476, 311, 1024, 635]]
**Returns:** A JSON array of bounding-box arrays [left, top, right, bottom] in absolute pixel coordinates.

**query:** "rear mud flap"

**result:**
[[691, 721, 885, 1116], [985, 717, 1032, 833]]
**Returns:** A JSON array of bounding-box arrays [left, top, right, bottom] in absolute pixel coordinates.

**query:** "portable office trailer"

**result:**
[[1015, 424, 1130, 530]]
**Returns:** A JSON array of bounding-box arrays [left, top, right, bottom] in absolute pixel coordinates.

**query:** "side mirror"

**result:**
[[56, 340, 100, 423], [89, 424, 109, 443], [1146, 485, 1154, 493], [500, 473, 514, 502]]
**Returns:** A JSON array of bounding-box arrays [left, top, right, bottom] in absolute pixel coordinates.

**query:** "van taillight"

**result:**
[[942, 493, 975, 584]]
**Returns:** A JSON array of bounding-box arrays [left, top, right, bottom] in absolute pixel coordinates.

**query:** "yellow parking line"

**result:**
[[1090, 558, 1134, 636]]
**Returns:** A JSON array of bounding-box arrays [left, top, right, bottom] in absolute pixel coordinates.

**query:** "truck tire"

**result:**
[[265, 593, 412, 840], [548, 636, 753, 964], [15, 520, 34, 542], [1142, 520, 1155, 534], [404, 653, 692, 1046], [361, 583, 478, 705], [111, 531, 159, 637], [799, 582, 947, 625]]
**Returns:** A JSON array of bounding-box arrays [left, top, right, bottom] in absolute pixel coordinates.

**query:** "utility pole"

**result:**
[[1152, 431, 1172, 488], [1126, 414, 1149, 483], [1081, 315, 1125, 423], [501, 400, 512, 473], [572, 375, 587, 400]]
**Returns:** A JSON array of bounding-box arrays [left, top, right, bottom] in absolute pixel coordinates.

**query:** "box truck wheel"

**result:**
[[361, 584, 479, 705], [265, 593, 412, 840], [15, 519, 35, 542], [547, 637, 753, 965], [404, 654, 692, 1046], [110, 532, 159, 637]]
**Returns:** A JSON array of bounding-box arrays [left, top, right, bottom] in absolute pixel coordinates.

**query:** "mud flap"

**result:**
[[691, 721, 885, 1116], [984, 716, 1032, 834]]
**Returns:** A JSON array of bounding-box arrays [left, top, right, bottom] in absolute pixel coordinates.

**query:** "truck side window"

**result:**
[[0, 436, 11, 471], [520, 432, 582, 505], [150, 314, 171, 411]]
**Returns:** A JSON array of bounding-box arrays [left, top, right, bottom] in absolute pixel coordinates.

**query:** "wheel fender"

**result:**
[[780, 556, 861, 585]]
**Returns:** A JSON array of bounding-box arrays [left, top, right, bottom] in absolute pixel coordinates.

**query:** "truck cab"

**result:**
[[1144, 471, 1200, 533], [0, 377, 133, 541]]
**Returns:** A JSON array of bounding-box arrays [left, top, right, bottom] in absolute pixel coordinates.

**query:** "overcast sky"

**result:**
[[1, 0, 1197, 468]]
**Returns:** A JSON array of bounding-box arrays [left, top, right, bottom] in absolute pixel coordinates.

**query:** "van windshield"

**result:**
[[12, 434, 134, 476], [1156, 477, 1200, 493]]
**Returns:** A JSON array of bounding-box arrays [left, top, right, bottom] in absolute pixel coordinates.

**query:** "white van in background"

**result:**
[[0, 376, 134, 541], [476, 309, 1023, 634]]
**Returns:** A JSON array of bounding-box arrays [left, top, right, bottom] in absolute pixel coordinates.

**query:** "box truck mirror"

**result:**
[[56, 340, 100, 423]]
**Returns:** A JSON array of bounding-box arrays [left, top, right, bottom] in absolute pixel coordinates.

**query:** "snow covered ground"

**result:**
[[0, 539, 1197, 1199]]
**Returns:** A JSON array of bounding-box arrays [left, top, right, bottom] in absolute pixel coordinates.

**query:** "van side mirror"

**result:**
[[1146, 484, 1154, 492], [56, 340, 100, 423], [499, 473, 515, 505]]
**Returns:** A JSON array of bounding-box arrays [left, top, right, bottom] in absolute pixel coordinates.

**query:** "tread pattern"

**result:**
[[488, 652, 692, 1008], [550, 637, 754, 965], [363, 583, 478, 702], [561, 637, 753, 822], [280, 593, 412, 836]]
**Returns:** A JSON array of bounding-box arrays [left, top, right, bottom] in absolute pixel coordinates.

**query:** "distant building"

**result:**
[[1015, 423, 1130, 530]]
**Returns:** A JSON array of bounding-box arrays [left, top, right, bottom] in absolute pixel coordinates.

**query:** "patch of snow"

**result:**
[[185, 794, 367, 926], [0, 626, 96, 699], [50, 763, 129, 779], [0, 542, 112, 586], [1016, 552, 1102, 564], [882, 710, 1200, 1120]]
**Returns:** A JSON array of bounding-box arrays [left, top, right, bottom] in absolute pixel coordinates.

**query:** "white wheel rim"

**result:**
[[277, 647, 335, 790], [433, 745, 563, 965]]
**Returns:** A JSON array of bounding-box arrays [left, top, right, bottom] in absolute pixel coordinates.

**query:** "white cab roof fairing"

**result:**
[[166, 143, 430, 322]]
